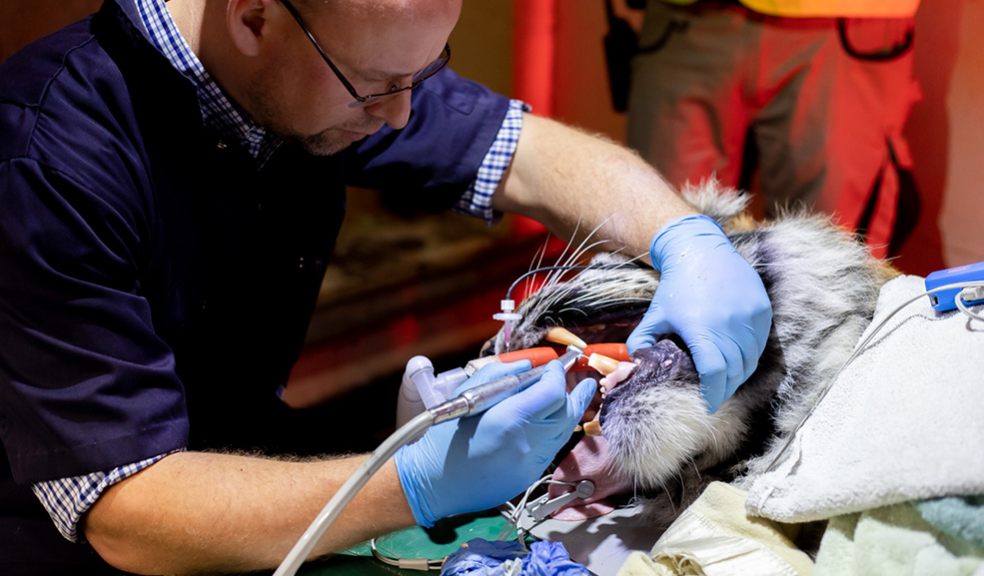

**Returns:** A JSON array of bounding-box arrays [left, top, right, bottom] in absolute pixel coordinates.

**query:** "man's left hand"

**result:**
[[626, 214, 772, 412]]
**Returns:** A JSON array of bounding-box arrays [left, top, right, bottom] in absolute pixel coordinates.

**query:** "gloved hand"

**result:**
[[626, 214, 772, 412], [395, 360, 597, 527]]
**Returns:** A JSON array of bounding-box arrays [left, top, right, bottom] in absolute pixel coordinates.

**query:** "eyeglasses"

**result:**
[[279, 0, 451, 107]]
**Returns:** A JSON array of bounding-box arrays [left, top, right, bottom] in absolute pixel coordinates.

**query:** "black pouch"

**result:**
[[855, 138, 921, 257], [837, 17, 914, 62], [604, 0, 639, 112]]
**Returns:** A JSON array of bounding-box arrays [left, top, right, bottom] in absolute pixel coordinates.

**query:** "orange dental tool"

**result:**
[[465, 343, 630, 375]]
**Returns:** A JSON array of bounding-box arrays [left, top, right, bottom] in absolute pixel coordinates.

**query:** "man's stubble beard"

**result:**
[[292, 129, 356, 156], [245, 78, 376, 156]]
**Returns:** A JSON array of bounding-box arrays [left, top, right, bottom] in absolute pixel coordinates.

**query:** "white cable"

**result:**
[[956, 287, 984, 321], [496, 475, 579, 545], [370, 539, 444, 571], [273, 411, 435, 576]]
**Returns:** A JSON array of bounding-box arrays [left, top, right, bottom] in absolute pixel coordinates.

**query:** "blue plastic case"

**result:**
[[925, 261, 984, 312]]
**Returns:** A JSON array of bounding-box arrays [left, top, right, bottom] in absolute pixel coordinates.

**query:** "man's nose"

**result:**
[[366, 90, 412, 130]]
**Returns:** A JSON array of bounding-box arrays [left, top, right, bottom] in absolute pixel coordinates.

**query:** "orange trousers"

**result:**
[[627, 2, 921, 258]]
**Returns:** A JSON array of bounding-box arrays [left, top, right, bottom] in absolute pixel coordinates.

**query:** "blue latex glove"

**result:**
[[626, 214, 772, 412], [395, 360, 596, 527]]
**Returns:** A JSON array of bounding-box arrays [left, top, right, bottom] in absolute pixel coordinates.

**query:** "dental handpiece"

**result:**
[[428, 345, 583, 425]]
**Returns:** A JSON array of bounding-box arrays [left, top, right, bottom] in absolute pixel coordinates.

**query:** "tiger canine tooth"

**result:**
[[600, 361, 638, 393], [545, 327, 587, 349], [587, 353, 620, 375], [583, 420, 602, 436]]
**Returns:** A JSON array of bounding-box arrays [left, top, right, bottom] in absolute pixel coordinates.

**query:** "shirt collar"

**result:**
[[133, 0, 281, 162]]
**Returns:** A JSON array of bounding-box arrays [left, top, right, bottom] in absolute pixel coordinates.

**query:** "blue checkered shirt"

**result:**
[[33, 0, 528, 543]]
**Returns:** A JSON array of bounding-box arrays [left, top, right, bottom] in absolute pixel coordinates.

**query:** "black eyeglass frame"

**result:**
[[279, 0, 451, 106]]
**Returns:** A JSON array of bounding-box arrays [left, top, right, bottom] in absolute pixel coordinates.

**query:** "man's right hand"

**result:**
[[394, 360, 596, 527]]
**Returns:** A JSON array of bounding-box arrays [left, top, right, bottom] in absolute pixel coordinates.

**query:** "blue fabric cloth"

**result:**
[[916, 496, 984, 548], [0, 0, 510, 570], [441, 539, 590, 576]]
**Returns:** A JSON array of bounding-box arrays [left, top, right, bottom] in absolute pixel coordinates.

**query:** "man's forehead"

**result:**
[[309, 0, 459, 77], [324, 0, 460, 19]]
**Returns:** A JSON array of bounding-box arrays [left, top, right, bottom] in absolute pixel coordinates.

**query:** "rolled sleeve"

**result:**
[[32, 451, 181, 542], [455, 99, 530, 222], [345, 68, 515, 214], [0, 158, 189, 483]]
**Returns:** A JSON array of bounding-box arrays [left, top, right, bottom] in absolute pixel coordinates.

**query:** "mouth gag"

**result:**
[[493, 476, 598, 547], [515, 480, 596, 533]]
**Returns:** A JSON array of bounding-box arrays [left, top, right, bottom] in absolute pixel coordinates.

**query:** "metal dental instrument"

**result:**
[[274, 344, 585, 576], [526, 480, 595, 523]]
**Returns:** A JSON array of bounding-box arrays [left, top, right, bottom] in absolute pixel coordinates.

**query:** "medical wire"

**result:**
[[369, 539, 444, 571], [764, 280, 984, 472], [367, 474, 577, 571], [496, 475, 573, 544], [274, 347, 584, 576], [956, 286, 984, 321]]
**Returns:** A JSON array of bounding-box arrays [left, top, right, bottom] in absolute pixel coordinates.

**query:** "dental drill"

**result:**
[[428, 346, 582, 425], [273, 345, 585, 576]]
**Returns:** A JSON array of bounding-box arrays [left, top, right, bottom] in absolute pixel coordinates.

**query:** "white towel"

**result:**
[[746, 275, 984, 523]]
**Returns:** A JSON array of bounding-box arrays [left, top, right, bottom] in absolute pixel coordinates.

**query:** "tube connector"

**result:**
[[493, 299, 522, 343]]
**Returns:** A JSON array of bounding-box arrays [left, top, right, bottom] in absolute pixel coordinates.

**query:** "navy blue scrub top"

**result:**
[[0, 0, 509, 571]]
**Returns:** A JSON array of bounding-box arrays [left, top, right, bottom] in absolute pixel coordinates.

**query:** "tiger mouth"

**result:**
[[531, 325, 640, 438], [544, 321, 639, 347], [534, 304, 649, 345]]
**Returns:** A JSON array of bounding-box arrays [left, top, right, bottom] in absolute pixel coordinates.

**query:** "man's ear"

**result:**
[[226, 0, 275, 57]]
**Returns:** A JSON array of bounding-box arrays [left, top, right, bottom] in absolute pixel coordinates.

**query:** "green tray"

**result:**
[[298, 510, 517, 575]]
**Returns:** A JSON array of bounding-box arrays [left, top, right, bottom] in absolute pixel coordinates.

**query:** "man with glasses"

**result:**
[[0, 0, 770, 573]]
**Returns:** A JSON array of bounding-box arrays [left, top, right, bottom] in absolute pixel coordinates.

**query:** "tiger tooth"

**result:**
[[583, 420, 602, 436], [588, 353, 619, 375], [545, 327, 588, 349]]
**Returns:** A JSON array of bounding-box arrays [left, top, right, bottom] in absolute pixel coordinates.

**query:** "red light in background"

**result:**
[[390, 315, 421, 347], [510, 0, 557, 237], [512, 0, 557, 117]]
